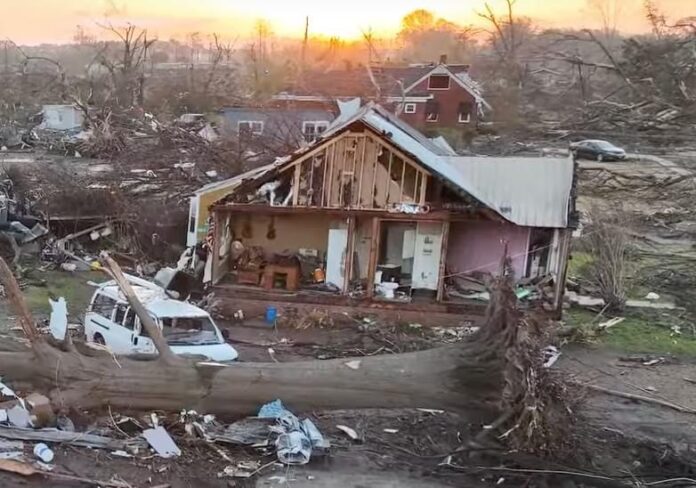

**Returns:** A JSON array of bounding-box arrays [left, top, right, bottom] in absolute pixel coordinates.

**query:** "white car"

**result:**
[[84, 275, 238, 362]]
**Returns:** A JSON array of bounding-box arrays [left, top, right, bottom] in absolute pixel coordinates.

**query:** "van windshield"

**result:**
[[159, 316, 221, 346]]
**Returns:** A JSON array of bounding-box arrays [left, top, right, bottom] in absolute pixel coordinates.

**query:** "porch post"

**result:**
[[366, 217, 381, 299], [343, 216, 356, 294], [210, 210, 222, 285], [552, 229, 572, 315], [436, 221, 450, 302]]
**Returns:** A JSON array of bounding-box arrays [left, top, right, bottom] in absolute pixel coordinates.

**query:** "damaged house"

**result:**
[[204, 104, 575, 318]]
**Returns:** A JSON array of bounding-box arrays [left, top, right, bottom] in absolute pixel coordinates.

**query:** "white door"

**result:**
[[108, 304, 137, 354], [326, 228, 348, 289], [412, 222, 444, 290]]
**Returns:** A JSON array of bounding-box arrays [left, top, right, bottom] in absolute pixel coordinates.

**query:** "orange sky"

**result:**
[[0, 0, 689, 44]]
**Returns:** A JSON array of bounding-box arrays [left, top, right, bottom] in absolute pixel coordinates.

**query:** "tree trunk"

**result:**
[[0, 255, 519, 420]]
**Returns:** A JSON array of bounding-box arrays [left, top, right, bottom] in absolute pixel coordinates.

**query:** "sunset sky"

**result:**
[[0, 0, 688, 44]]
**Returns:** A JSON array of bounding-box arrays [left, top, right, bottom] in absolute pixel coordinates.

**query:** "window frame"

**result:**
[[458, 112, 471, 123], [302, 120, 330, 142], [237, 120, 264, 136], [427, 74, 451, 90], [90, 293, 118, 320], [403, 103, 417, 114]]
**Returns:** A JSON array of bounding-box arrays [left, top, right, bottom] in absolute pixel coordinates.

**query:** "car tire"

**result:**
[[94, 334, 105, 345], [572, 150, 578, 159], [597, 154, 603, 162]]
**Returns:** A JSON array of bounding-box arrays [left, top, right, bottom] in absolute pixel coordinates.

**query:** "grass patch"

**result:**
[[564, 307, 696, 356], [22, 269, 105, 319]]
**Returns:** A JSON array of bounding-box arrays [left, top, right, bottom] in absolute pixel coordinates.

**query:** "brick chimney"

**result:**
[[439, 54, 448, 65]]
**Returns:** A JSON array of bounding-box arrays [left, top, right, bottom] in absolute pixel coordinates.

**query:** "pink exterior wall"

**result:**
[[447, 221, 530, 279]]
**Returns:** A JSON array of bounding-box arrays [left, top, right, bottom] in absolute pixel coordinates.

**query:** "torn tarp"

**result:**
[[258, 399, 329, 465]]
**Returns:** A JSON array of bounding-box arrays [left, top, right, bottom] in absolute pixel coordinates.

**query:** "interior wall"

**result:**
[[230, 213, 343, 254], [447, 220, 530, 279], [381, 222, 416, 275]]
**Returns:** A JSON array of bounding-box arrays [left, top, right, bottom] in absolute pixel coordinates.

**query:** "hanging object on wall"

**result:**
[[242, 215, 253, 239], [267, 216, 277, 240]]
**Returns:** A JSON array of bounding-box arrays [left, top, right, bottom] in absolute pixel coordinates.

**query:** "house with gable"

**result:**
[[198, 103, 574, 322]]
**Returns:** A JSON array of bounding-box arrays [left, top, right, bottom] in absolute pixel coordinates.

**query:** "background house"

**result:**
[[216, 102, 337, 151], [39, 104, 84, 131], [274, 57, 490, 132]]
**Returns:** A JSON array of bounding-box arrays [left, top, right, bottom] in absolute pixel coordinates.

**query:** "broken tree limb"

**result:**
[[98, 252, 179, 365], [575, 382, 696, 415], [0, 257, 39, 342], [0, 425, 144, 450]]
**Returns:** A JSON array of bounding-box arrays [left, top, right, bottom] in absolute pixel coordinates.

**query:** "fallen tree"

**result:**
[[0, 254, 569, 454]]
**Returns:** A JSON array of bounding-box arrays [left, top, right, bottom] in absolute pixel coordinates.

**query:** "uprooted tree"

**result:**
[[0, 254, 571, 455]]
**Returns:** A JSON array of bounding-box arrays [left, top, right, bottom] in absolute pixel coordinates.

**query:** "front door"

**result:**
[[412, 222, 444, 290]]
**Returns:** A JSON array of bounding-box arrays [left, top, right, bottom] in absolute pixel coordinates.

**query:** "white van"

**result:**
[[84, 274, 238, 362]]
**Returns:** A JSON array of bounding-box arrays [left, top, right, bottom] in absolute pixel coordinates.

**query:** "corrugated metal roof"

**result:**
[[445, 157, 573, 228]]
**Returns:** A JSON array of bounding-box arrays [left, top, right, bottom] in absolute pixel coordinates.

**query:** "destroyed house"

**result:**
[[205, 104, 575, 319]]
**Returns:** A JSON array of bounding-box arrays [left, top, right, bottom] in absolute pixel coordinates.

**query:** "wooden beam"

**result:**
[[292, 163, 301, 206], [326, 143, 336, 207], [419, 173, 428, 205], [552, 229, 572, 316], [436, 221, 450, 302], [343, 216, 356, 294], [308, 156, 315, 206], [385, 150, 393, 205], [350, 137, 358, 206], [366, 217, 381, 299], [369, 141, 378, 209], [357, 136, 367, 207], [399, 157, 406, 202]]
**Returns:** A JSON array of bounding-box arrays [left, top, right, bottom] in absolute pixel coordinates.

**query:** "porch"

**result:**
[[208, 206, 570, 317]]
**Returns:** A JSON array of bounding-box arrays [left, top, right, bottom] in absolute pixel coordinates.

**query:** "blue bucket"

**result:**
[[265, 306, 278, 325]]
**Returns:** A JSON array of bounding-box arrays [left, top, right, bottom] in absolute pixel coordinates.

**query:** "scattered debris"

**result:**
[[143, 426, 181, 459], [336, 425, 359, 441]]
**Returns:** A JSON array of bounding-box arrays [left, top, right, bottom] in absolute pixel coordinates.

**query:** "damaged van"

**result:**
[[84, 275, 238, 362]]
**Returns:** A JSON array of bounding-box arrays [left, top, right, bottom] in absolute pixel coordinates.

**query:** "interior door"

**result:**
[[326, 228, 348, 289], [412, 222, 444, 290]]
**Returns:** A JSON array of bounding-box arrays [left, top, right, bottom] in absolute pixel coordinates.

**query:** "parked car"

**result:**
[[84, 275, 238, 362], [569, 140, 627, 161]]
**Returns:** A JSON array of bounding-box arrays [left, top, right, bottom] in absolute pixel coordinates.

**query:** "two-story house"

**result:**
[[274, 56, 490, 132]]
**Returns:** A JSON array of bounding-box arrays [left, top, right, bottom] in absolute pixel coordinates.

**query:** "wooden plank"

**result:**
[[338, 138, 345, 207], [399, 157, 406, 202], [369, 140, 378, 209], [436, 221, 450, 302], [292, 163, 301, 206], [383, 150, 393, 206], [343, 216, 357, 294], [320, 150, 327, 207], [211, 210, 222, 284], [366, 217, 381, 299], [419, 172, 428, 205], [552, 229, 573, 316], [350, 137, 358, 207], [357, 136, 367, 207], [326, 143, 336, 207], [308, 156, 315, 206]]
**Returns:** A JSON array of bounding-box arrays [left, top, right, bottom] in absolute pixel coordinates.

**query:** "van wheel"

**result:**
[[94, 334, 105, 345]]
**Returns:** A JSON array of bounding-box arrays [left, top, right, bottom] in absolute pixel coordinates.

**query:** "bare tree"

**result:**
[[97, 23, 156, 107], [586, 0, 623, 40]]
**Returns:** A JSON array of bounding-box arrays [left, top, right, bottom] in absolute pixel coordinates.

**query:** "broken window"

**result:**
[[91, 293, 117, 318], [238, 121, 264, 137], [302, 121, 329, 143], [458, 102, 472, 123], [428, 74, 450, 90], [160, 316, 220, 346], [114, 304, 127, 325], [425, 101, 440, 122], [123, 309, 137, 331]]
